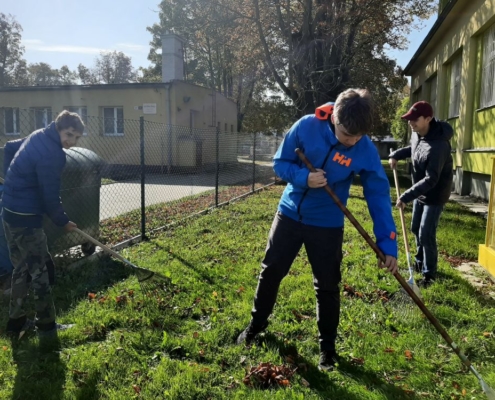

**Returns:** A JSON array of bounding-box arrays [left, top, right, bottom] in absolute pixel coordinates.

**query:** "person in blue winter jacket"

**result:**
[[3, 110, 83, 338], [236, 88, 398, 372]]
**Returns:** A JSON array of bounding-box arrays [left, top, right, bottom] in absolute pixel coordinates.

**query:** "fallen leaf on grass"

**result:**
[[291, 309, 311, 322], [384, 348, 395, 353], [2, 346, 7, 351], [284, 355, 297, 364], [483, 332, 492, 338], [243, 362, 296, 388], [236, 286, 245, 294], [193, 332, 199, 339], [350, 357, 365, 365], [88, 293, 96, 300], [404, 350, 413, 360], [301, 378, 310, 387], [132, 385, 141, 394]]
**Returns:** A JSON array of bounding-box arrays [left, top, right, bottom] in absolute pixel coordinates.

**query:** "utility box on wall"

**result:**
[[479, 157, 495, 274]]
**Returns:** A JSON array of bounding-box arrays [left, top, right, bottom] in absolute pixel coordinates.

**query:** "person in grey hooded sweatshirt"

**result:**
[[389, 101, 453, 288]]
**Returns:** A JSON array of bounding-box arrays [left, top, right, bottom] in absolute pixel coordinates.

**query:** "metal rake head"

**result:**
[[134, 267, 171, 297], [388, 281, 424, 322], [481, 380, 495, 400]]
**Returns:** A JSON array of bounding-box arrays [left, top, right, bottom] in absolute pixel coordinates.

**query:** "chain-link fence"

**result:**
[[0, 108, 281, 261]]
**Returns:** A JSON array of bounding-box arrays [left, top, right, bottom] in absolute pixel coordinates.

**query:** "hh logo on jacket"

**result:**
[[333, 152, 352, 167]]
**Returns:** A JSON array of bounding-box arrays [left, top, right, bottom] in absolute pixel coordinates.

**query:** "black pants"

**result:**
[[251, 212, 343, 351]]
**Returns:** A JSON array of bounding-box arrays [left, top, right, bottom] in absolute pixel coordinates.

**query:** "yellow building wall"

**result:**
[[0, 86, 169, 167], [408, 0, 495, 174], [170, 81, 238, 165], [0, 81, 239, 168]]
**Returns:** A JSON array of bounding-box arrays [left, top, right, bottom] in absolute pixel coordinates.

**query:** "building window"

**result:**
[[412, 87, 421, 104], [32, 108, 52, 130], [231, 124, 234, 133], [448, 56, 462, 118], [224, 123, 228, 133], [65, 106, 88, 135], [4, 108, 20, 136], [428, 75, 438, 115], [481, 24, 495, 108], [103, 107, 124, 136]]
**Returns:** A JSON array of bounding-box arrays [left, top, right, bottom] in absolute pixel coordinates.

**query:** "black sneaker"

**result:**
[[318, 350, 340, 371], [6, 316, 35, 337], [236, 320, 268, 345], [38, 323, 75, 338], [417, 277, 435, 288]]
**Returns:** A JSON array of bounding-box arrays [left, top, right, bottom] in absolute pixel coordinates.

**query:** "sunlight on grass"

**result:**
[[0, 183, 494, 399]]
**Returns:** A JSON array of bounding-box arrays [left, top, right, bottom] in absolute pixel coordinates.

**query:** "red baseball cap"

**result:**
[[401, 101, 433, 120]]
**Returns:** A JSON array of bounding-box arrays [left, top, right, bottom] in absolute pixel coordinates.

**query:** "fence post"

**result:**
[[252, 133, 256, 192], [215, 125, 220, 207], [140, 116, 148, 241]]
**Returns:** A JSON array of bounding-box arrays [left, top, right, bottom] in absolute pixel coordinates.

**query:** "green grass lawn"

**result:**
[[0, 181, 494, 399]]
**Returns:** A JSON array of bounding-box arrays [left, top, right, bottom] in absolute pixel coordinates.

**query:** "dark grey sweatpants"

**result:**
[[251, 212, 343, 351]]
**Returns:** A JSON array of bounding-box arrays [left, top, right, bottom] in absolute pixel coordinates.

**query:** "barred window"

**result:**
[[448, 56, 462, 118], [4, 108, 20, 136], [481, 24, 495, 108], [103, 107, 124, 136], [65, 106, 88, 135], [32, 108, 52, 129]]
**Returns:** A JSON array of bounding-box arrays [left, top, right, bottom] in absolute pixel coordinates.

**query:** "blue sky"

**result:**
[[3, 0, 437, 73]]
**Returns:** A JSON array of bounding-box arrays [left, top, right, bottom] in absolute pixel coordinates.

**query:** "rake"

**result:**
[[295, 148, 495, 399], [388, 165, 422, 310], [74, 228, 170, 296]]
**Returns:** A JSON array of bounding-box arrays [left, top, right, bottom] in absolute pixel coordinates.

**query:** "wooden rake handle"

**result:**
[[74, 227, 135, 268], [391, 153, 411, 255], [393, 169, 411, 254], [294, 148, 475, 370]]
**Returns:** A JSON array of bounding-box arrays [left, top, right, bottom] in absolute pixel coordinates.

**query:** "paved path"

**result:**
[[449, 193, 488, 216], [99, 164, 275, 220], [447, 193, 493, 289]]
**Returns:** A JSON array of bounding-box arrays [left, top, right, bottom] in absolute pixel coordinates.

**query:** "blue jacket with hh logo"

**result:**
[[3, 122, 69, 228], [274, 113, 397, 258]]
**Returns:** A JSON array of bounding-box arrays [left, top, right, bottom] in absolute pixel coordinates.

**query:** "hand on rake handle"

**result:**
[[378, 255, 398, 275], [307, 169, 327, 188], [295, 148, 495, 398], [295, 148, 388, 264]]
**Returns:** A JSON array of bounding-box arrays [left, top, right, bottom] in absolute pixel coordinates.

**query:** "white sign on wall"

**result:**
[[143, 103, 157, 114]]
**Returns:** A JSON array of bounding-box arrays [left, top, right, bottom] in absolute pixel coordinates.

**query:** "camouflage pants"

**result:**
[[3, 221, 56, 326]]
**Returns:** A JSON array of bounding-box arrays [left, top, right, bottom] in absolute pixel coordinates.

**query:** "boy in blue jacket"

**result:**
[[237, 89, 398, 371], [3, 110, 83, 337]]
